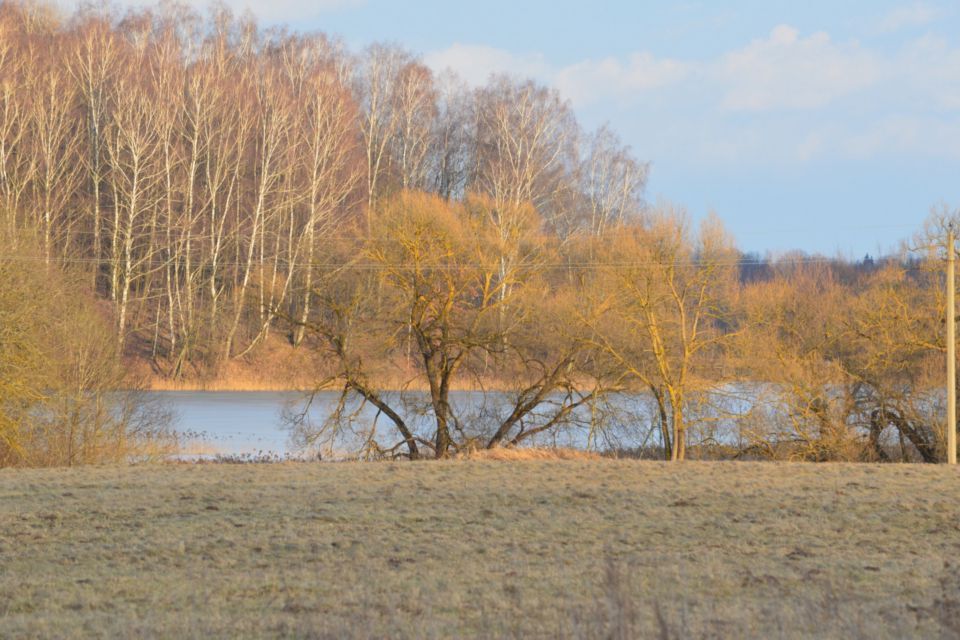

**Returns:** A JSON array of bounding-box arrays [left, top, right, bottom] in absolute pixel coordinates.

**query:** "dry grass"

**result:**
[[144, 376, 307, 392], [1, 461, 958, 638], [129, 335, 323, 391], [132, 334, 575, 392], [456, 446, 601, 461]]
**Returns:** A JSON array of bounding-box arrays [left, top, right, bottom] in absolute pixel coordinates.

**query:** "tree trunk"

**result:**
[[671, 394, 685, 461], [653, 386, 672, 461]]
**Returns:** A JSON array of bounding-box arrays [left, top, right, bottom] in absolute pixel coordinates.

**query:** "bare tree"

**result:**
[[390, 59, 435, 192], [580, 124, 647, 236], [354, 43, 410, 223], [579, 209, 740, 460], [288, 35, 362, 346], [103, 70, 165, 350], [66, 10, 120, 289], [221, 52, 294, 360], [473, 76, 577, 231], [289, 192, 604, 459], [427, 72, 473, 200], [0, 11, 32, 238], [26, 58, 83, 264]]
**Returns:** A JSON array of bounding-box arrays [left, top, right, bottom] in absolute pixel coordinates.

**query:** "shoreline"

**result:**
[[140, 379, 566, 393], [144, 379, 313, 392], [137, 369, 579, 394]]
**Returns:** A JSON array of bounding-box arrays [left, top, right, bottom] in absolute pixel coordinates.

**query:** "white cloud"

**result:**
[[60, 0, 364, 22], [423, 44, 551, 88], [795, 131, 826, 162], [716, 25, 881, 111], [228, 0, 364, 21], [431, 22, 960, 166], [426, 25, 887, 114], [840, 115, 960, 159], [895, 34, 960, 110], [554, 53, 690, 107], [424, 44, 688, 108], [874, 2, 939, 34]]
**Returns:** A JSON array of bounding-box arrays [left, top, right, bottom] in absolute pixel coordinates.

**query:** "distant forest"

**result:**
[[0, 0, 956, 463]]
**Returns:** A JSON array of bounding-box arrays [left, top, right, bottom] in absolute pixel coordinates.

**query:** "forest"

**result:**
[[0, 0, 956, 464]]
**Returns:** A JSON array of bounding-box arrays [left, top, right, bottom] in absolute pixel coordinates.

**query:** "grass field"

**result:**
[[2, 461, 959, 638]]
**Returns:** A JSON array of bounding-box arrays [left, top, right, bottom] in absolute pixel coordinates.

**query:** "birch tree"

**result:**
[[580, 124, 647, 236], [290, 37, 362, 346], [0, 13, 32, 237], [355, 44, 409, 222], [222, 56, 293, 360], [67, 12, 119, 289], [390, 59, 435, 192], [473, 76, 577, 230], [104, 74, 165, 350]]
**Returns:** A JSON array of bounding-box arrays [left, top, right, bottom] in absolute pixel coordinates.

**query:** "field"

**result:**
[[2, 461, 959, 638]]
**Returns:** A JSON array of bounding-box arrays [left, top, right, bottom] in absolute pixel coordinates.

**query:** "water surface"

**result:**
[[153, 389, 685, 458], [155, 391, 307, 458]]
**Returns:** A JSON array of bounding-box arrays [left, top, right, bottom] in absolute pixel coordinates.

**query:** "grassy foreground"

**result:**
[[2, 461, 959, 638]]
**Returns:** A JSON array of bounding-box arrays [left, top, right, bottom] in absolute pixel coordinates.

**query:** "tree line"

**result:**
[[0, 0, 644, 371], [0, 0, 955, 464]]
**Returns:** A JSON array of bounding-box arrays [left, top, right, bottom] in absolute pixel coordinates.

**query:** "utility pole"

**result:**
[[948, 224, 957, 465]]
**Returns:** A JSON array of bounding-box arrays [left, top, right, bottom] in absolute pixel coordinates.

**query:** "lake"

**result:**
[[152, 391, 310, 458], [151, 389, 668, 459]]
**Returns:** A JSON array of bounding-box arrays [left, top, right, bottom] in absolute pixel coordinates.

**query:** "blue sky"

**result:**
[[101, 0, 960, 256]]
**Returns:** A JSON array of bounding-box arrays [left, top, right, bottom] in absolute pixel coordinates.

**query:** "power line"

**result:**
[[0, 252, 915, 270], [46, 220, 930, 238]]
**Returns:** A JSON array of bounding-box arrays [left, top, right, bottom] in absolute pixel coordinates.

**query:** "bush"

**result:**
[[0, 231, 175, 466]]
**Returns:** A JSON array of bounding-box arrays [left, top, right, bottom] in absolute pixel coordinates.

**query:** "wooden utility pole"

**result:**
[[948, 224, 957, 465]]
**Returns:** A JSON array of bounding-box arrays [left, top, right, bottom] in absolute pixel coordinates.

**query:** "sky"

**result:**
[[82, 0, 960, 256]]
